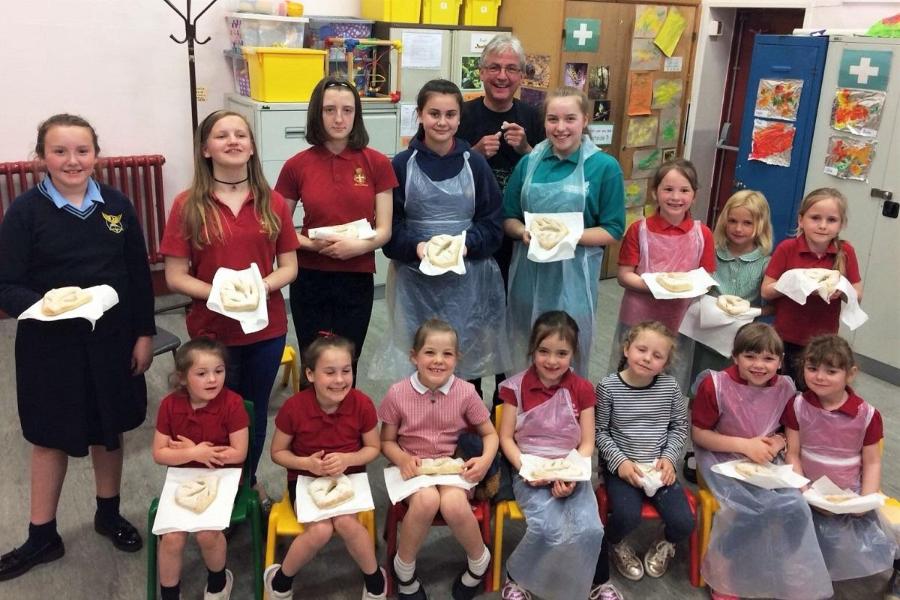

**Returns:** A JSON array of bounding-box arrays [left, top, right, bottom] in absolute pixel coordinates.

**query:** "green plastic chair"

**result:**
[[146, 399, 263, 599]]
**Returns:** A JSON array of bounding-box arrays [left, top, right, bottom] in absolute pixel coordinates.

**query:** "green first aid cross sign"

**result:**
[[565, 18, 600, 52], [838, 49, 892, 92]]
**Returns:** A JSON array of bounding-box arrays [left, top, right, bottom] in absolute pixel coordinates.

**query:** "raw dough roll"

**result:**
[[174, 475, 219, 513], [656, 272, 693, 293], [530, 215, 570, 250], [417, 457, 465, 476], [716, 294, 751, 316], [734, 462, 772, 478], [425, 235, 463, 268], [315, 222, 360, 240], [308, 475, 355, 509], [531, 458, 582, 480], [220, 275, 260, 312], [804, 268, 840, 301], [41, 286, 93, 316]]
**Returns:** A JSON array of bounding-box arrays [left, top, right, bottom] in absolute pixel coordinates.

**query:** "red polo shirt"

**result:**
[[691, 365, 783, 430], [155, 388, 249, 468], [782, 388, 882, 445], [275, 146, 397, 273], [765, 236, 861, 345], [617, 212, 716, 272], [160, 190, 300, 346], [499, 366, 594, 419], [274, 387, 378, 480]]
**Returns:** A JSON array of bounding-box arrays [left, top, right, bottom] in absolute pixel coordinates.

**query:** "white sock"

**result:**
[[461, 546, 490, 587], [394, 555, 419, 594]]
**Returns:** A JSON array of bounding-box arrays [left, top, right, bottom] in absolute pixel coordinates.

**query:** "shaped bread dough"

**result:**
[[734, 462, 773, 478], [530, 216, 570, 250], [426, 235, 463, 269], [41, 286, 93, 316], [531, 458, 583, 480], [823, 493, 856, 504], [636, 463, 660, 476], [220, 275, 259, 312], [804, 268, 840, 301], [716, 294, 751, 316], [315, 222, 359, 240], [417, 457, 465, 476], [174, 475, 219, 514], [308, 475, 355, 509], [656, 272, 693, 293]]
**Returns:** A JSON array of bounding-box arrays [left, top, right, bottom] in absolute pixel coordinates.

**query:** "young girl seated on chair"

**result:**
[[497, 311, 606, 600], [153, 337, 249, 600], [784, 335, 898, 586], [692, 323, 831, 600], [595, 321, 694, 588], [379, 318, 498, 600], [265, 333, 383, 600]]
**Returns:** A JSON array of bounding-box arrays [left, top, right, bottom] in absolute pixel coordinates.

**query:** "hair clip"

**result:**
[[317, 330, 336, 339]]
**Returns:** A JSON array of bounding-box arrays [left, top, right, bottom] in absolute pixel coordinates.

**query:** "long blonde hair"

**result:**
[[181, 110, 280, 248], [713, 190, 773, 255], [796, 187, 848, 274]]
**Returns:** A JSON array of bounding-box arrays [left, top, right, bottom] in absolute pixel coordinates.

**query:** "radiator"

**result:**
[[0, 155, 167, 264]]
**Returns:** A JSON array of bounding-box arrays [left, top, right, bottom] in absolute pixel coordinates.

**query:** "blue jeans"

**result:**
[[226, 334, 285, 486]]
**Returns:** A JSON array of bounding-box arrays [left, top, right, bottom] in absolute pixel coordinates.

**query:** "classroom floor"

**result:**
[[0, 279, 895, 599]]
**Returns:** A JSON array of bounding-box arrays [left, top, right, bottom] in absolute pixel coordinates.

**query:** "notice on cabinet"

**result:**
[[399, 104, 419, 137], [402, 31, 443, 69], [588, 123, 614, 146]]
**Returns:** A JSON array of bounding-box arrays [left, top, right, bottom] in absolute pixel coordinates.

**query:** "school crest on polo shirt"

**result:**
[[353, 168, 368, 186], [102, 212, 124, 233]]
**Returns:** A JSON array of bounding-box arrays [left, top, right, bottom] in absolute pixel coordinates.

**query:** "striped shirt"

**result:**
[[712, 246, 770, 305], [379, 375, 490, 458], [595, 372, 688, 472]]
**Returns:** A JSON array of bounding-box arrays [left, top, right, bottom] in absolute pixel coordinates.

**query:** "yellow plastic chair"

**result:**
[[696, 470, 718, 588], [491, 403, 525, 590], [279, 345, 300, 394]]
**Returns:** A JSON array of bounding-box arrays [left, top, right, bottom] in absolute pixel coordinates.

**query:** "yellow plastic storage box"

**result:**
[[463, 0, 501, 26], [360, 0, 420, 23], [241, 47, 327, 103], [422, 0, 462, 25]]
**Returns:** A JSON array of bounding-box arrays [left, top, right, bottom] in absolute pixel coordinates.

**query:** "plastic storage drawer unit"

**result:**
[[226, 12, 309, 50]]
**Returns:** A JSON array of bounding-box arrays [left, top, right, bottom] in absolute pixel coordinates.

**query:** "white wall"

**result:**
[[2, 1, 237, 208]]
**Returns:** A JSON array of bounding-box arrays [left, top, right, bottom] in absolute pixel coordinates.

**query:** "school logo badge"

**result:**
[[353, 168, 368, 186], [102, 212, 124, 233]]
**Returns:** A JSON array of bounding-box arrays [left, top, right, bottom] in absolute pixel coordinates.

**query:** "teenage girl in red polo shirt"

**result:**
[[761, 188, 862, 384], [160, 110, 300, 505], [274, 78, 396, 380], [265, 334, 383, 600], [153, 337, 249, 600]]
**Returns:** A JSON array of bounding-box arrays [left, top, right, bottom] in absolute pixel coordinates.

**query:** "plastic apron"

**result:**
[[506, 137, 604, 376], [696, 372, 834, 600], [378, 150, 509, 381], [501, 372, 603, 600], [794, 393, 898, 580]]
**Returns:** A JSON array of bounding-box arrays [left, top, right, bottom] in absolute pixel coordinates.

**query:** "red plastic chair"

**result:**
[[383, 497, 493, 595], [595, 484, 701, 587]]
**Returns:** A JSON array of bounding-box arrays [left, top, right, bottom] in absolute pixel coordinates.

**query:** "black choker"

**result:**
[[213, 176, 249, 190]]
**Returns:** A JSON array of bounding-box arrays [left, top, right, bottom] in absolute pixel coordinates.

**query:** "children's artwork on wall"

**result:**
[[651, 78, 683, 109], [632, 148, 661, 178], [634, 5, 668, 38], [630, 39, 662, 71], [593, 100, 611, 122], [662, 148, 677, 161], [588, 65, 610, 99], [624, 179, 649, 207], [460, 57, 483, 90], [658, 108, 680, 148], [564, 62, 588, 90], [626, 205, 646, 226], [627, 72, 653, 116], [823, 135, 876, 181], [626, 116, 659, 148], [654, 8, 686, 57], [524, 54, 551, 89], [831, 88, 885, 137], [749, 119, 795, 167], [565, 18, 601, 52], [754, 79, 803, 121], [519, 87, 546, 109]]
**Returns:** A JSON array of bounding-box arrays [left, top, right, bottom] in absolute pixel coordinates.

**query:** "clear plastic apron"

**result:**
[[696, 372, 834, 599], [378, 150, 508, 381], [506, 137, 604, 376], [501, 371, 603, 599], [794, 393, 898, 580]]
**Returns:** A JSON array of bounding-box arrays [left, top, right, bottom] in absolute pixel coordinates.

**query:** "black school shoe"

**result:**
[[392, 563, 427, 600], [0, 537, 65, 581], [682, 451, 697, 484], [94, 513, 143, 552], [450, 569, 483, 600]]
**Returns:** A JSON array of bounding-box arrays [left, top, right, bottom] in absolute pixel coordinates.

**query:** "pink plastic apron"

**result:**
[[618, 218, 704, 332], [712, 370, 795, 440], [501, 371, 581, 458], [793, 391, 874, 492]]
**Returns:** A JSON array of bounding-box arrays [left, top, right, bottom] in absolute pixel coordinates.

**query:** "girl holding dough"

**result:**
[[503, 87, 626, 376], [497, 311, 606, 600], [153, 337, 249, 600], [761, 188, 862, 384], [784, 335, 897, 586], [379, 319, 498, 600], [160, 110, 299, 506], [379, 79, 508, 386], [595, 321, 694, 587], [692, 323, 831, 600], [274, 78, 396, 381], [266, 333, 383, 600], [0, 114, 155, 580]]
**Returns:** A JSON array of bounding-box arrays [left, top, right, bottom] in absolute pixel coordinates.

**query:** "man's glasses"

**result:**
[[483, 64, 522, 76]]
